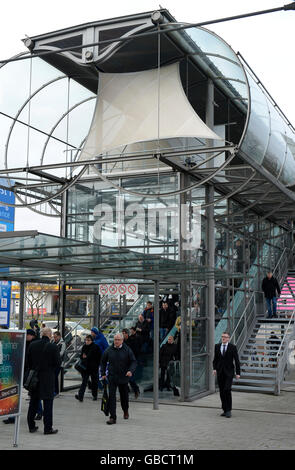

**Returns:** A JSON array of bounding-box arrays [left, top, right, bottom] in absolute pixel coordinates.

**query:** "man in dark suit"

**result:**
[[27, 327, 61, 434], [213, 332, 240, 418]]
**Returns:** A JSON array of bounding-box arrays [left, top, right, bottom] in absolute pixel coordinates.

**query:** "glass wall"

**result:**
[[241, 69, 295, 187]]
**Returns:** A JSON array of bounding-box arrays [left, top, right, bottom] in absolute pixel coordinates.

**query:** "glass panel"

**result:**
[[241, 73, 270, 164], [263, 104, 286, 177], [279, 130, 295, 186], [0, 59, 31, 116]]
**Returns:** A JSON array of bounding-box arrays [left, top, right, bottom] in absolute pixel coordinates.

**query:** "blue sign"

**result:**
[[0, 179, 15, 327], [0, 281, 12, 326], [0, 178, 15, 223]]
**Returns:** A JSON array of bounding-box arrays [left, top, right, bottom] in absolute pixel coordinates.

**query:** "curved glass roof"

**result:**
[[0, 10, 295, 221], [240, 65, 295, 187]]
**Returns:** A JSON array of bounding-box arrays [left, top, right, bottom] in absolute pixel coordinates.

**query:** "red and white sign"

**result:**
[[118, 284, 127, 295], [99, 284, 108, 296], [99, 283, 138, 299], [128, 284, 137, 296], [109, 284, 118, 296]]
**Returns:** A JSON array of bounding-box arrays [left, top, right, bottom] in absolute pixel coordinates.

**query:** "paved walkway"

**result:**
[[1, 389, 295, 450]]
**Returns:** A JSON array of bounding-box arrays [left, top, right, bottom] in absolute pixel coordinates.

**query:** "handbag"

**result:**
[[24, 369, 39, 393], [24, 342, 50, 393], [74, 359, 87, 374], [101, 382, 110, 416]]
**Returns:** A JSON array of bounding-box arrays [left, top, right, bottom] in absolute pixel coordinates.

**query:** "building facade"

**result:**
[[0, 9, 294, 400]]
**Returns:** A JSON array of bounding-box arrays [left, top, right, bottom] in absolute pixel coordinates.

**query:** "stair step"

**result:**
[[255, 320, 289, 324], [241, 366, 276, 372], [241, 355, 278, 362], [239, 372, 276, 378], [233, 378, 275, 385], [247, 338, 283, 342], [232, 385, 274, 392]]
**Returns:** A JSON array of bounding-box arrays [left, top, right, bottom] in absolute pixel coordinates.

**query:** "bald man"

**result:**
[[27, 327, 61, 435]]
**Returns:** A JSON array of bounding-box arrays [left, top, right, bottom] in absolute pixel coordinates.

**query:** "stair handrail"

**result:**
[[275, 309, 295, 394], [230, 292, 255, 352], [63, 317, 87, 342], [272, 247, 288, 284]]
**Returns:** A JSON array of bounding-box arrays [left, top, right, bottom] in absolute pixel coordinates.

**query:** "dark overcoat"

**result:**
[[27, 336, 61, 400]]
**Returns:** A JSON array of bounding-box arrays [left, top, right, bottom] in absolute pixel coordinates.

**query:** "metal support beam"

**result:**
[[206, 79, 216, 394], [207, 185, 215, 393], [153, 280, 160, 410], [18, 282, 25, 330]]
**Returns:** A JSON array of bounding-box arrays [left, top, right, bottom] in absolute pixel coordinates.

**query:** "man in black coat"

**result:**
[[135, 314, 150, 353], [159, 302, 176, 342], [101, 333, 137, 425], [122, 328, 140, 398], [262, 271, 281, 319], [213, 332, 240, 418], [159, 336, 177, 391], [27, 327, 61, 434], [75, 335, 101, 402]]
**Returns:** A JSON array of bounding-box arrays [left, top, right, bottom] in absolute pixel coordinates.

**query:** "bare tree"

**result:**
[[25, 285, 49, 320]]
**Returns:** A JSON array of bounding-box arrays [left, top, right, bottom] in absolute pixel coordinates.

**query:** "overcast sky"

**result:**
[[1, 0, 294, 235]]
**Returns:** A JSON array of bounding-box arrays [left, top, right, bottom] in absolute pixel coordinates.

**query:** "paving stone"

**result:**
[[1, 390, 295, 450]]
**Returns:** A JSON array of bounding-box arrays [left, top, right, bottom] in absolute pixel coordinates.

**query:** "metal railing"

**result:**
[[273, 247, 289, 288], [274, 309, 295, 395], [231, 292, 256, 353]]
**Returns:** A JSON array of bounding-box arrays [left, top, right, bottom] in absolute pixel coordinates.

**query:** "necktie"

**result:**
[[222, 344, 226, 356]]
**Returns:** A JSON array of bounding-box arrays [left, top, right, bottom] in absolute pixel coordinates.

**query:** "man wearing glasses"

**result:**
[[213, 332, 240, 418]]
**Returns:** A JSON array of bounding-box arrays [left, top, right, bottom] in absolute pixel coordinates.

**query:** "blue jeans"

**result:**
[[266, 297, 277, 318]]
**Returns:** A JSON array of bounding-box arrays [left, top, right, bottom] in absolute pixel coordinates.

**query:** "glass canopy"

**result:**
[[0, 231, 245, 283]]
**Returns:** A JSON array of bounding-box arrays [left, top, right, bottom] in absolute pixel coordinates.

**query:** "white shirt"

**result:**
[[221, 342, 229, 354]]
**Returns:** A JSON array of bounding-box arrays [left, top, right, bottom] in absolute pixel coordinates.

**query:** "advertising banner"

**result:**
[[0, 329, 26, 419]]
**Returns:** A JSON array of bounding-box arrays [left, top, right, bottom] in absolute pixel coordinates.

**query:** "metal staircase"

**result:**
[[232, 273, 295, 395]]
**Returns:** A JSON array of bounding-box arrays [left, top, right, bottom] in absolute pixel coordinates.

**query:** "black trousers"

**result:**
[[78, 370, 98, 399], [217, 371, 233, 413], [160, 367, 171, 389], [27, 391, 54, 432], [109, 381, 129, 420]]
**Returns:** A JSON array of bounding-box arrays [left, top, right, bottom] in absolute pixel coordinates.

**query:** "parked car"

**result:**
[[9, 320, 18, 329]]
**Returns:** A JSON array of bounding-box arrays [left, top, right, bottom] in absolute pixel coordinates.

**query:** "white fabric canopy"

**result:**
[[79, 62, 221, 160]]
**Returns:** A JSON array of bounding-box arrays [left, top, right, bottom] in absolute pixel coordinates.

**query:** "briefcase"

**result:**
[[101, 383, 110, 416]]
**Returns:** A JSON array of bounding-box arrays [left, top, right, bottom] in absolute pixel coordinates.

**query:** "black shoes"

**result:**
[[29, 426, 39, 433], [221, 411, 231, 417], [35, 414, 42, 420], [75, 394, 83, 402], [44, 429, 58, 435], [123, 411, 129, 420], [173, 386, 180, 396], [3, 418, 15, 424], [106, 418, 116, 425]]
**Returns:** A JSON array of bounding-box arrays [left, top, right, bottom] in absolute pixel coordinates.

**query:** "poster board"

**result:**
[[0, 329, 26, 420]]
